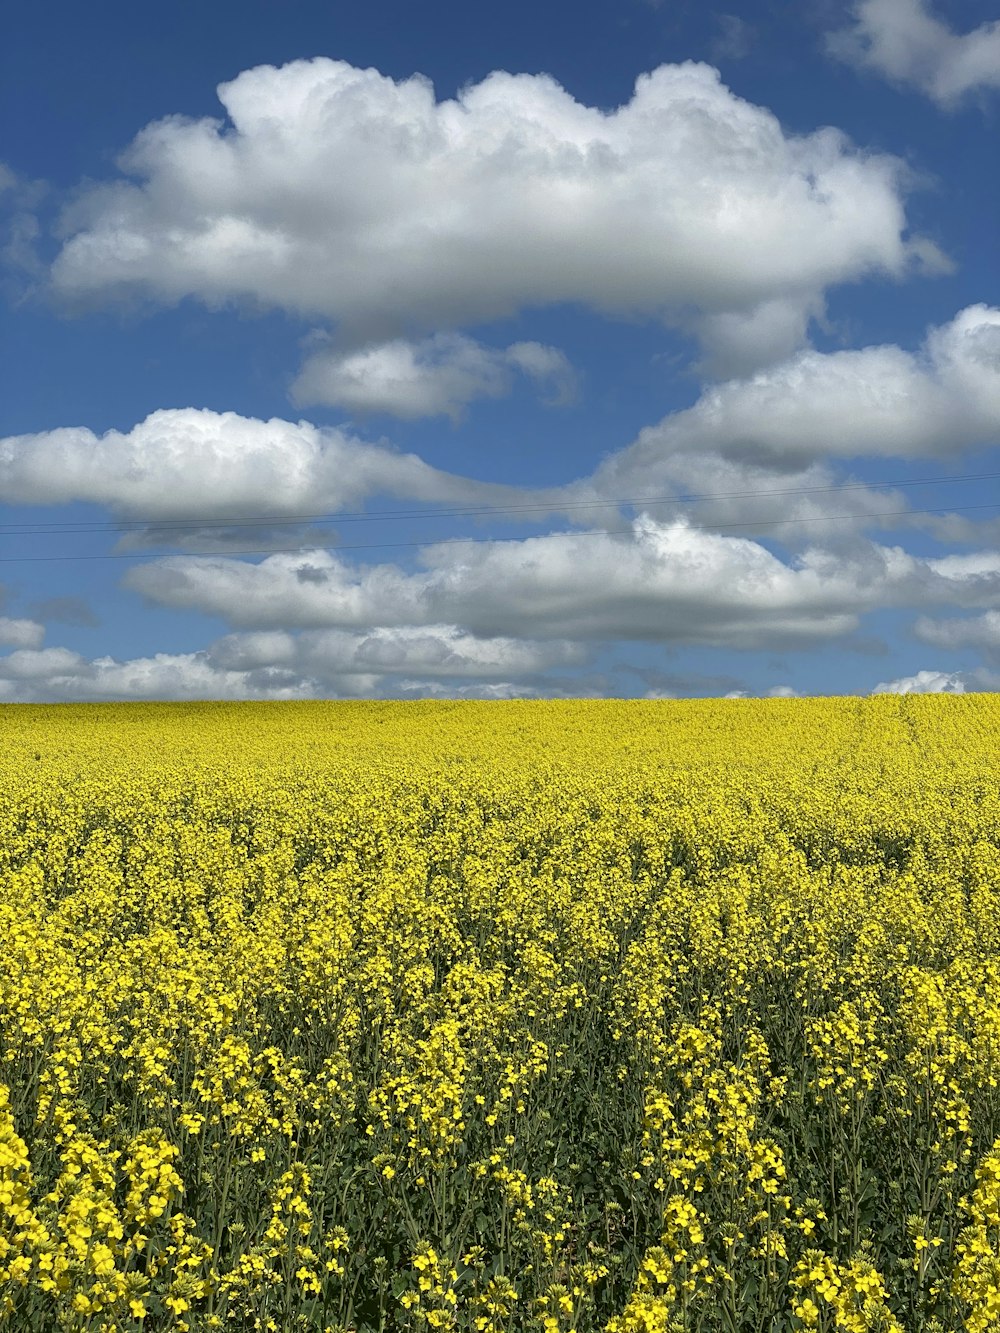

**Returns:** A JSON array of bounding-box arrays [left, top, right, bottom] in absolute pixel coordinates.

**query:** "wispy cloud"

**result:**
[[828, 0, 1000, 107]]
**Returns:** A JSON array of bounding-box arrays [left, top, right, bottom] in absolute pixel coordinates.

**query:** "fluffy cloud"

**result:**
[[207, 626, 585, 679], [915, 610, 1000, 661], [871, 668, 965, 693], [291, 332, 576, 419], [0, 647, 83, 680], [124, 518, 1000, 649], [0, 616, 45, 649], [6, 303, 996, 540], [828, 0, 1000, 107], [567, 448, 915, 545], [720, 685, 803, 699], [0, 623, 580, 702], [0, 647, 324, 702], [688, 294, 826, 381], [51, 58, 927, 354], [0, 407, 512, 520], [0, 417, 901, 554], [594, 305, 1000, 484]]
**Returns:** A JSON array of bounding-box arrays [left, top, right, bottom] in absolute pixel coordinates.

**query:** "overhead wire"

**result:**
[[0, 501, 996, 564], [1, 468, 999, 536]]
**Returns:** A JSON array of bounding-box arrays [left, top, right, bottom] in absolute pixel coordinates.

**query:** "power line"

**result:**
[[2, 468, 999, 536], [0, 502, 995, 564]]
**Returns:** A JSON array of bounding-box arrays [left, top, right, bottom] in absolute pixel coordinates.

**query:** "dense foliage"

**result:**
[[1, 696, 999, 1332]]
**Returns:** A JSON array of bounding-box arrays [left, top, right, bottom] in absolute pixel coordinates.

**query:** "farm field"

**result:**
[[1, 696, 999, 1333]]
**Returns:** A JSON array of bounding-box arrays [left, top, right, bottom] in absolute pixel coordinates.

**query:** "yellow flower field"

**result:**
[[1, 695, 999, 1333]]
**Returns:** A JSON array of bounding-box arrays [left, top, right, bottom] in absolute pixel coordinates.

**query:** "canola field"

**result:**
[[1, 695, 1000, 1333]]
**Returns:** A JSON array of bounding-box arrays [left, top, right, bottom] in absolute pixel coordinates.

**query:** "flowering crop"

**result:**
[[1, 694, 998, 1331]]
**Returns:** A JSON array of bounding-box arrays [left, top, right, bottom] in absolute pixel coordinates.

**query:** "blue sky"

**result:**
[[1, 0, 998, 701]]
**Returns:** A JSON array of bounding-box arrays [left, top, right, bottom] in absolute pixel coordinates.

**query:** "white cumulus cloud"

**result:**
[[6, 304, 996, 540], [207, 626, 585, 679], [828, 0, 1000, 107], [592, 305, 1000, 495], [291, 331, 576, 419], [123, 518, 1000, 649], [689, 294, 828, 381], [915, 610, 1000, 661], [0, 647, 354, 702], [871, 668, 966, 693], [0, 623, 585, 702], [0, 407, 513, 520], [51, 57, 928, 360], [0, 616, 45, 649], [0, 647, 84, 680]]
